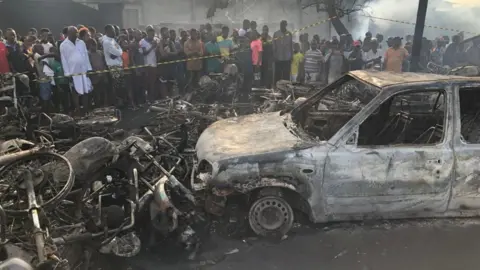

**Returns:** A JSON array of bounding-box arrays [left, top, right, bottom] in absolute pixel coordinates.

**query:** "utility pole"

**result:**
[[191, 0, 196, 23], [410, 0, 428, 72]]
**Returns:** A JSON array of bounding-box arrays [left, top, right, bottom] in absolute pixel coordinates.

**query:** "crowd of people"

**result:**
[[0, 19, 477, 116]]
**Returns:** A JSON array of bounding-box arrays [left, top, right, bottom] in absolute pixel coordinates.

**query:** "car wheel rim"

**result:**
[[249, 196, 294, 236]]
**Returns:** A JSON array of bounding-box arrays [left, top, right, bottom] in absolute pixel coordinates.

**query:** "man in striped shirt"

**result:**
[[304, 41, 324, 83]]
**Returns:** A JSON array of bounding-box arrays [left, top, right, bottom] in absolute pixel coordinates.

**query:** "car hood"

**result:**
[[196, 112, 311, 162]]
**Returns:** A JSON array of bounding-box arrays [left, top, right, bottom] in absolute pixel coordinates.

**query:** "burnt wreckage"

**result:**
[[3, 69, 480, 268], [0, 70, 298, 269], [194, 70, 480, 237]]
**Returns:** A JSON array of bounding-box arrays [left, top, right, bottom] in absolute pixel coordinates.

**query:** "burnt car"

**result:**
[[194, 70, 480, 237]]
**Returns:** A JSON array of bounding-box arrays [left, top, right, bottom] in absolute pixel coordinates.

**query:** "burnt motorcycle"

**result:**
[[53, 134, 198, 263]]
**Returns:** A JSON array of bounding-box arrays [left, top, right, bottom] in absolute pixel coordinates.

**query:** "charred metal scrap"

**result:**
[[0, 134, 200, 269], [0, 69, 320, 269]]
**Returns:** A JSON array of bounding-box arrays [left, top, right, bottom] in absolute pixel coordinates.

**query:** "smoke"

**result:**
[[351, 0, 480, 40]]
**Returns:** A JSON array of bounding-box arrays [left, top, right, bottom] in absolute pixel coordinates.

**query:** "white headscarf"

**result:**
[[238, 29, 246, 37]]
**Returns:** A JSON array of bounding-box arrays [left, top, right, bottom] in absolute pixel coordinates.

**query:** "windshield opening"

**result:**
[[291, 75, 380, 141]]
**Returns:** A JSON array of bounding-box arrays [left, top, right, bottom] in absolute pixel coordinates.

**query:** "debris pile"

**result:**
[[0, 73, 319, 269]]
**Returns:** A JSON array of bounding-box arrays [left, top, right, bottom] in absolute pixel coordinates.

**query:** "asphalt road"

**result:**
[[96, 218, 480, 270]]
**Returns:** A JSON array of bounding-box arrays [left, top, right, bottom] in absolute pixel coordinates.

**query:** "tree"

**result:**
[[207, 0, 231, 18], [302, 0, 371, 36], [205, 0, 370, 36]]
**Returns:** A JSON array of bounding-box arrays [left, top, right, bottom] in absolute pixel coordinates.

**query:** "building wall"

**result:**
[[133, 0, 354, 40], [0, 0, 105, 35]]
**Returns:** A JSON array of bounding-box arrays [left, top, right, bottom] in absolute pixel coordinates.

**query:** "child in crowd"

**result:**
[[236, 35, 253, 101], [87, 38, 109, 107], [250, 31, 263, 87], [120, 36, 136, 109], [48, 47, 71, 114], [291, 43, 304, 82], [32, 44, 52, 113]]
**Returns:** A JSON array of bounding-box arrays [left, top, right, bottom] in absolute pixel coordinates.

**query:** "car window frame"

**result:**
[[291, 74, 381, 121], [329, 85, 451, 148], [455, 83, 480, 145]]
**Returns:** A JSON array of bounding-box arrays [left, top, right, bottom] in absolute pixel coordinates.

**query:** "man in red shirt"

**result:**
[[0, 39, 10, 74]]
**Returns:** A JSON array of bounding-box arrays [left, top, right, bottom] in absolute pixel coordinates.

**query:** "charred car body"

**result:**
[[194, 70, 480, 236]]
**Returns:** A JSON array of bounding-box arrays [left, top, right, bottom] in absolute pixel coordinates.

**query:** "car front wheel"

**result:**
[[248, 195, 294, 237]]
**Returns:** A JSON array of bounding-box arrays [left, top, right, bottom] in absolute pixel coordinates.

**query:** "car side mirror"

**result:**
[[346, 128, 359, 145]]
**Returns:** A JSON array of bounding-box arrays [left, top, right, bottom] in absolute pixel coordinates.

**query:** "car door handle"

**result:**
[[366, 151, 380, 156], [427, 159, 442, 164], [302, 168, 314, 174]]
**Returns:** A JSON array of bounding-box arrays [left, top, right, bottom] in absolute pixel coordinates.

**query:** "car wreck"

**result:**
[[194, 70, 480, 237]]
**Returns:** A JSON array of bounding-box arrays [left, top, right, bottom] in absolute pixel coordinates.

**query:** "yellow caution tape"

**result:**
[[362, 15, 479, 36]]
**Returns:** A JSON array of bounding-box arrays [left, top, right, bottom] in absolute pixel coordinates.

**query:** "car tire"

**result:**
[[248, 195, 294, 237]]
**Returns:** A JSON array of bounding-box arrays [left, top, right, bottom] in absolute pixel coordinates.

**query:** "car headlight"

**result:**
[[192, 160, 213, 191]]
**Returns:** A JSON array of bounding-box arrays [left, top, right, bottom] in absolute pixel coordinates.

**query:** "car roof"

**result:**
[[348, 70, 480, 88]]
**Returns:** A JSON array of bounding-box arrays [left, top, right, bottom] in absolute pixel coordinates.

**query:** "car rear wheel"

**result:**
[[248, 195, 294, 237]]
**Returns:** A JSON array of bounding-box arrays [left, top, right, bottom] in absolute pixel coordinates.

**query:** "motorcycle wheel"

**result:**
[[0, 152, 75, 215]]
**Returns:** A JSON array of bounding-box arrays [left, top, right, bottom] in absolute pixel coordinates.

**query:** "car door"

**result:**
[[322, 86, 455, 221], [450, 84, 480, 213]]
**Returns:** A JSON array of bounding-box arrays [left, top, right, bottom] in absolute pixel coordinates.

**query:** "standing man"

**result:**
[[236, 35, 253, 101], [217, 26, 233, 58], [384, 37, 408, 73], [57, 27, 68, 50], [87, 39, 109, 107], [60, 26, 93, 115], [202, 23, 214, 44], [5, 29, 31, 94], [32, 44, 52, 113], [79, 28, 91, 43], [28, 28, 38, 38], [88, 27, 97, 38], [250, 31, 263, 86], [205, 35, 222, 74], [180, 30, 189, 47], [242, 19, 250, 33], [102, 24, 124, 106], [248, 21, 258, 41], [363, 32, 372, 51], [170, 29, 186, 95], [348, 40, 364, 71], [260, 25, 273, 88], [273, 20, 293, 85], [184, 29, 204, 92], [363, 39, 382, 69], [300, 33, 310, 53], [0, 34, 10, 74], [158, 27, 178, 98], [40, 28, 53, 53], [443, 35, 461, 67], [325, 40, 347, 84], [130, 29, 146, 104], [304, 41, 324, 83], [140, 25, 158, 102], [113, 25, 121, 39]]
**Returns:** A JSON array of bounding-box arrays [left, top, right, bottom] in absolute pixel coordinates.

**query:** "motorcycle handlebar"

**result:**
[[52, 200, 136, 245]]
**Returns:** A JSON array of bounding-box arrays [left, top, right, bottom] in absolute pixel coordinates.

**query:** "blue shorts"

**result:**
[[39, 82, 52, 101]]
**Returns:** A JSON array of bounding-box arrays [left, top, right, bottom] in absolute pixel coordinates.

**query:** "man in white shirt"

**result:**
[[60, 26, 93, 115], [139, 25, 158, 102], [363, 39, 383, 69], [40, 28, 53, 54], [102, 24, 123, 105]]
